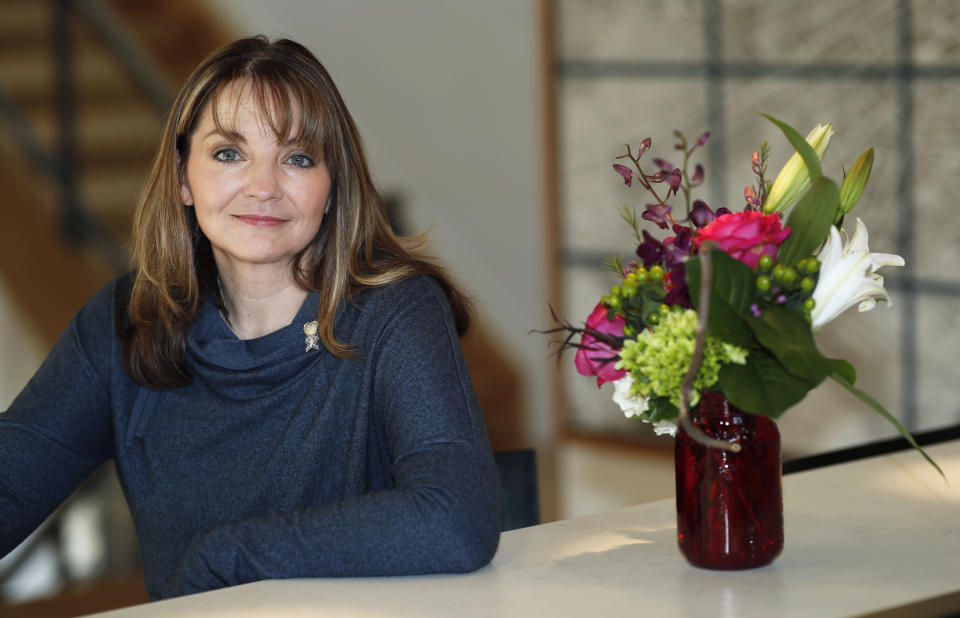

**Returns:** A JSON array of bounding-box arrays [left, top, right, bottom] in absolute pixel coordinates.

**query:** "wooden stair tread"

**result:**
[[0, 0, 48, 49], [80, 168, 147, 216], [18, 103, 162, 161], [0, 44, 145, 104]]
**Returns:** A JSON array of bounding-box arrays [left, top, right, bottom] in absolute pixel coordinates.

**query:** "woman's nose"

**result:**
[[244, 160, 282, 202]]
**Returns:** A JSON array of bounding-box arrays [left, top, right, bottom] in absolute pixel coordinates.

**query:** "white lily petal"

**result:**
[[811, 218, 904, 330], [846, 218, 870, 254], [869, 252, 905, 269]]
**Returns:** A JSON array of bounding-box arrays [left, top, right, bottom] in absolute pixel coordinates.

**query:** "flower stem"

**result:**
[[677, 241, 742, 453]]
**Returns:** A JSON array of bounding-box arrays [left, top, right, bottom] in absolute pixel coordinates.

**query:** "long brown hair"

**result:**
[[123, 36, 470, 389]]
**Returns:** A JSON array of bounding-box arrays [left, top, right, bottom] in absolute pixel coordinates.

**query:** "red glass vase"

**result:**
[[675, 391, 783, 569]]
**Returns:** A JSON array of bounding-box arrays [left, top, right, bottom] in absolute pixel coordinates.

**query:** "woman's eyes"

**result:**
[[213, 148, 241, 162], [286, 153, 315, 168], [211, 148, 315, 168]]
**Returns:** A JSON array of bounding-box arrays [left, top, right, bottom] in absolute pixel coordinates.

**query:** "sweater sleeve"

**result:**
[[0, 285, 115, 557], [164, 279, 501, 597]]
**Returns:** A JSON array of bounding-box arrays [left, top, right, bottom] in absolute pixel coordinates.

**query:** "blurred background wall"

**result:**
[[554, 0, 960, 512], [205, 0, 552, 454], [0, 0, 957, 614]]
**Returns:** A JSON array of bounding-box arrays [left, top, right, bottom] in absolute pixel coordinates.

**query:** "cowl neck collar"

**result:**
[[185, 291, 326, 398]]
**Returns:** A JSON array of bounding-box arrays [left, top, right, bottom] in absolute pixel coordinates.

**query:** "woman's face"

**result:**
[[180, 81, 331, 276]]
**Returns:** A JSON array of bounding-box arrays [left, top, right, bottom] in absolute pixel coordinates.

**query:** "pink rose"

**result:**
[[695, 211, 791, 269], [574, 303, 627, 387]]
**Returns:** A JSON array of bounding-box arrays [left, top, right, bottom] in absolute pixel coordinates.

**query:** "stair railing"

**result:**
[[0, 0, 177, 273], [0, 0, 180, 595]]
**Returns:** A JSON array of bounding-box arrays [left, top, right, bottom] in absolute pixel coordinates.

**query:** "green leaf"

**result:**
[[685, 252, 756, 348], [746, 305, 831, 387], [640, 287, 666, 324], [828, 358, 856, 385], [777, 176, 840, 267], [718, 350, 810, 418], [830, 371, 945, 479], [646, 397, 678, 422], [762, 114, 822, 181]]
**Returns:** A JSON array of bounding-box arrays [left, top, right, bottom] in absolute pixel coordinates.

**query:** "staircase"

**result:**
[[0, 3, 231, 613], [0, 0, 160, 341]]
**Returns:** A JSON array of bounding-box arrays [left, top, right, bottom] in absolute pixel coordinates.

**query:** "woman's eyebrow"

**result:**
[[201, 128, 246, 142]]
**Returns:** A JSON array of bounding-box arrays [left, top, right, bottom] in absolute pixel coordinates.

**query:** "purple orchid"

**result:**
[[636, 230, 665, 268], [688, 200, 716, 228], [652, 158, 675, 172], [664, 265, 693, 308], [613, 164, 633, 187], [642, 203, 673, 230], [636, 138, 652, 157], [663, 168, 683, 197], [663, 224, 693, 268], [690, 164, 705, 186]]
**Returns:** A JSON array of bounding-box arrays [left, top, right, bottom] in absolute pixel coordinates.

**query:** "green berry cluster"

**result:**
[[755, 254, 821, 321], [601, 262, 668, 333]]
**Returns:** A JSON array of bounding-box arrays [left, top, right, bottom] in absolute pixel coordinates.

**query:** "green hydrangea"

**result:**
[[615, 308, 747, 409]]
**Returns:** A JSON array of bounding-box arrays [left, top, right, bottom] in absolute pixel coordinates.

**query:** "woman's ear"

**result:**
[[179, 159, 194, 207], [176, 136, 194, 206], [180, 181, 194, 207]]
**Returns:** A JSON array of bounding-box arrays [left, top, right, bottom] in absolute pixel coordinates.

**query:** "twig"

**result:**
[[676, 241, 742, 453]]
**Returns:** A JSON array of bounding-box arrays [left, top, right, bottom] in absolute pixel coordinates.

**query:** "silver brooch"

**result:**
[[303, 321, 320, 352]]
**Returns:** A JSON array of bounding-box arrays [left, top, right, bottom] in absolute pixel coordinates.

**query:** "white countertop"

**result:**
[[89, 440, 960, 618]]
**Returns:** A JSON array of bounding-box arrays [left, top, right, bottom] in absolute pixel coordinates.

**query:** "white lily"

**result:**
[[611, 375, 676, 436], [811, 218, 905, 330]]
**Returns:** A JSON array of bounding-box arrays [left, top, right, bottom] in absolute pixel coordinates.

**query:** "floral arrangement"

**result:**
[[557, 115, 939, 471]]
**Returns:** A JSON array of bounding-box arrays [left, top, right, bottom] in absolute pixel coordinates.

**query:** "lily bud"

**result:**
[[763, 123, 835, 213], [837, 147, 874, 220]]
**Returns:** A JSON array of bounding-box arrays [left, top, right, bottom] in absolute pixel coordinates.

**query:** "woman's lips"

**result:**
[[234, 215, 288, 227]]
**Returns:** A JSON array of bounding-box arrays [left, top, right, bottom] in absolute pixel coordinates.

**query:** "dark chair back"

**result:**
[[493, 449, 539, 531]]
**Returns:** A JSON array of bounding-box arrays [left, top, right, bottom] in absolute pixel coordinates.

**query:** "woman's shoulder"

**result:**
[[34, 273, 133, 392], [356, 275, 451, 320], [344, 275, 456, 341], [76, 272, 133, 323], [61, 272, 136, 349]]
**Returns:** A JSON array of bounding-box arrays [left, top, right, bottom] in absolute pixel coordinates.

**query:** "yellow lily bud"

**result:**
[[763, 123, 835, 213], [837, 147, 874, 220]]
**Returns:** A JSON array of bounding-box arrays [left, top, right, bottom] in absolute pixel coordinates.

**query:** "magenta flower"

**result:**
[[574, 303, 627, 387], [695, 211, 791, 269]]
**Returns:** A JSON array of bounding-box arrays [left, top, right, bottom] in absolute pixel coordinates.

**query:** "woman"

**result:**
[[0, 36, 500, 600]]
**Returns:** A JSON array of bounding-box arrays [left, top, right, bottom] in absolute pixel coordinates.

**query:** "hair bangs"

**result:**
[[204, 70, 331, 164]]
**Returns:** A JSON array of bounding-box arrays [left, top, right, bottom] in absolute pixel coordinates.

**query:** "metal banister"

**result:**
[[75, 0, 175, 114]]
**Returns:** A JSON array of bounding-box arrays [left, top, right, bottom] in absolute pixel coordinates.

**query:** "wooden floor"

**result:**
[[1, 573, 149, 618]]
